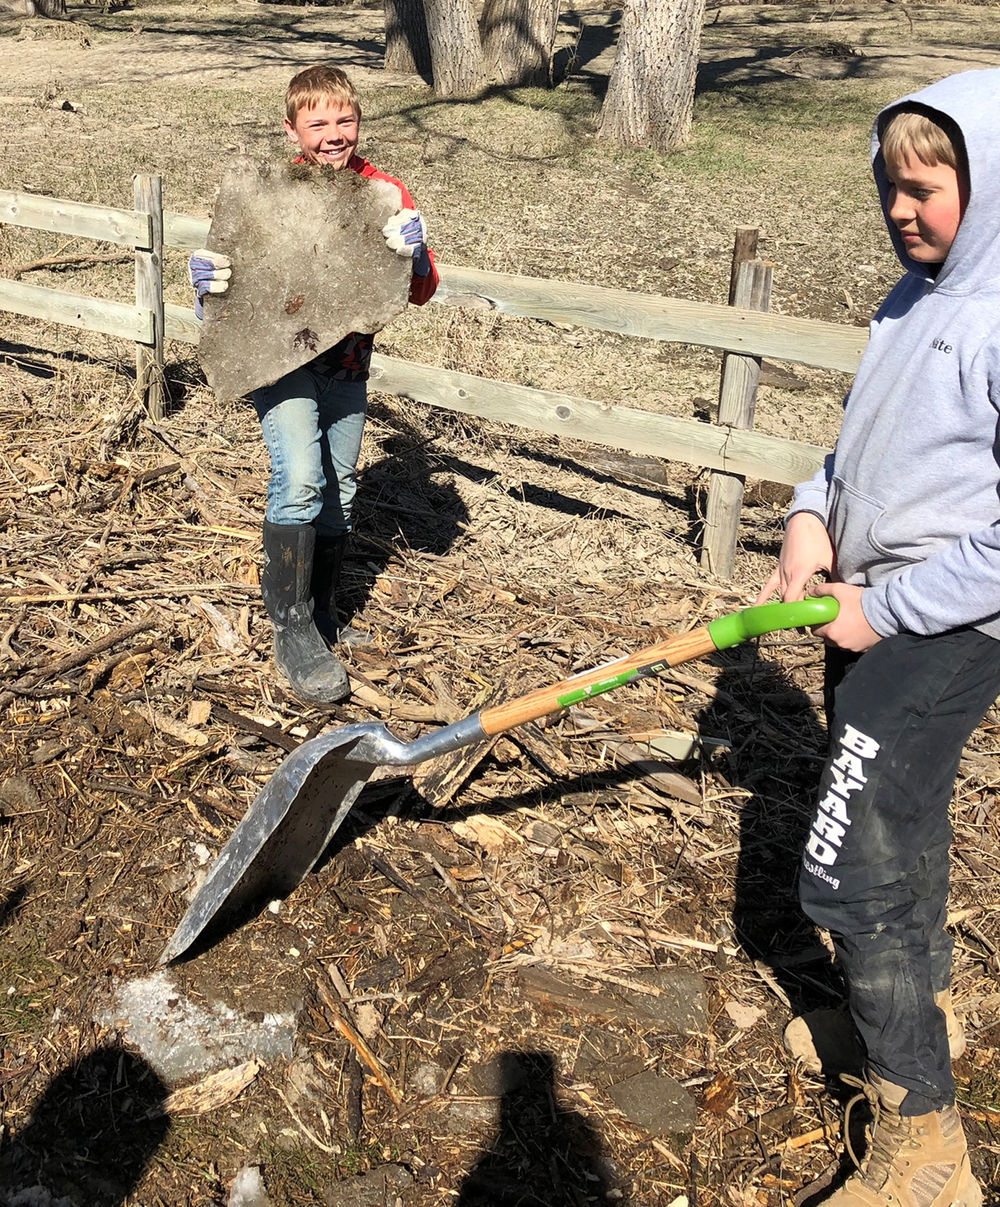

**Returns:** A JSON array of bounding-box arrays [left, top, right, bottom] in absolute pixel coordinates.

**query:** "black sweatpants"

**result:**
[[798, 628, 1000, 1115]]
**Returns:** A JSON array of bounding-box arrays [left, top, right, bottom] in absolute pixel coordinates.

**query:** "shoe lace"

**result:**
[[840, 1074, 912, 1188]]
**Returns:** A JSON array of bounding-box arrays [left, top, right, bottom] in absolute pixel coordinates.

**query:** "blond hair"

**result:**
[[881, 109, 958, 171], [285, 65, 360, 123]]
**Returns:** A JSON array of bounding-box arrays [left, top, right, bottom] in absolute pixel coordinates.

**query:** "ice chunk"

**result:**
[[199, 156, 413, 402], [227, 1167, 272, 1207], [95, 969, 297, 1083]]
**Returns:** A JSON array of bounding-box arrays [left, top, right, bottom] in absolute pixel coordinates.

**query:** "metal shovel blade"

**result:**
[[160, 713, 487, 963], [160, 725, 383, 963]]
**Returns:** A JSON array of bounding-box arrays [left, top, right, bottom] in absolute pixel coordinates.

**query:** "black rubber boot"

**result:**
[[260, 521, 350, 704], [311, 532, 347, 648], [312, 533, 372, 648]]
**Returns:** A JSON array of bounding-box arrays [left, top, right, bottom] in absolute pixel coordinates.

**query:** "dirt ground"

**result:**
[[2, 3, 1000, 1206]]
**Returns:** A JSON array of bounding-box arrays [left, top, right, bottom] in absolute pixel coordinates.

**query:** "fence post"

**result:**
[[726, 225, 758, 304], [134, 174, 166, 421], [700, 257, 772, 577]]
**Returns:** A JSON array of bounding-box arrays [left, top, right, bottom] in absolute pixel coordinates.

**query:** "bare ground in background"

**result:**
[[2, 4, 1000, 1206]]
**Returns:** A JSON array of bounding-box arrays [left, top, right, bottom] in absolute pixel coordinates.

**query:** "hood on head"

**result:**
[[872, 68, 1000, 288]]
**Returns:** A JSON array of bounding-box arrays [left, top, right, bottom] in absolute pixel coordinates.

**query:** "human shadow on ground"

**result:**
[[0, 885, 29, 928], [455, 1050, 626, 1207], [346, 398, 469, 624], [0, 1045, 169, 1206], [699, 641, 843, 1013]]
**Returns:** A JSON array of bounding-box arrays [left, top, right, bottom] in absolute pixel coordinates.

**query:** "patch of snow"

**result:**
[[95, 969, 297, 1083], [227, 1166, 272, 1207]]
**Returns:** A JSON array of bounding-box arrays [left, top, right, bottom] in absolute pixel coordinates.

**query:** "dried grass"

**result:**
[[3, 313, 1000, 1204]]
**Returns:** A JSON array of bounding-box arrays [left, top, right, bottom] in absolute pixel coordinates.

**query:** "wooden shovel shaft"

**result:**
[[479, 626, 718, 736], [477, 597, 840, 739]]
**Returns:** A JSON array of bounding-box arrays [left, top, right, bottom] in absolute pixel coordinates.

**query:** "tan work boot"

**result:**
[[785, 992, 966, 1076], [820, 1073, 982, 1207]]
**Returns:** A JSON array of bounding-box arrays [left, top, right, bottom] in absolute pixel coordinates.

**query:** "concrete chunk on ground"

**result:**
[[572, 1026, 646, 1087], [227, 1167, 272, 1207], [618, 967, 709, 1033], [199, 156, 412, 402], [319, 1164, 414, 1207], [516, 964, 708, 1033], [606, 1069, 697, 1141]]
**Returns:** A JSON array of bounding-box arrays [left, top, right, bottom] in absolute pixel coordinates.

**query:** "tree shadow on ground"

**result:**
[[377, 77, 600, 167], [68, 6, 386, 63], [696, 42, 877, 96], [557, 6, 619, 101], [0, 1045, 169, 1206], [455, 1050, 626, 1207]]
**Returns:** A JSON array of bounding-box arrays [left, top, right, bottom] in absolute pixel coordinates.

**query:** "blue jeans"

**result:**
[[252, 367, 367, 537], [800, 630, 1000, 1113]]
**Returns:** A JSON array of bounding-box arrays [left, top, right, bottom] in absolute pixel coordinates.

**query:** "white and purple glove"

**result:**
[[188, 248, 232, 319], [382, 209, 431, 278]]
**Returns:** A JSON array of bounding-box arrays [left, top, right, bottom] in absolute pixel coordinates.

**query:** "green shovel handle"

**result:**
[[707, 596, 839, 651]]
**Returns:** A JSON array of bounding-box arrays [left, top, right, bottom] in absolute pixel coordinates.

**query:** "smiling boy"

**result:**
[[286, 89, 361, 169], [189, 65, 438, 704], [758, 69, 1000, 1205]]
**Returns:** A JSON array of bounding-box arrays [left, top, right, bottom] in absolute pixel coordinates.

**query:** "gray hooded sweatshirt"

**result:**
[[789, 68, 1000, 638]]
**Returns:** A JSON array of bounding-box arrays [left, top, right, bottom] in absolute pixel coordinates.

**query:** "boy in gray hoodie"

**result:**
[[758, 68, 1000, 1206]]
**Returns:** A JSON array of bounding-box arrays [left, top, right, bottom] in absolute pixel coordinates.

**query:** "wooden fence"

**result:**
[[0, 176, 865, 575]]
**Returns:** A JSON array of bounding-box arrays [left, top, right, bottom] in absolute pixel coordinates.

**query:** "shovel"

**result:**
[[161, 596, 837, 963]]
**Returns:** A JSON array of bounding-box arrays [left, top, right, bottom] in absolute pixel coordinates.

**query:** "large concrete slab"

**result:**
[[198, 156, 412, 402]]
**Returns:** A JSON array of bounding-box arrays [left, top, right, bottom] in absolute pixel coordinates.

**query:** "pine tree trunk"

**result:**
[[384, 0, 431, 75], [598, 0, 706, 153], [480, 0, 560, 88], [423, 0, 488, 97]]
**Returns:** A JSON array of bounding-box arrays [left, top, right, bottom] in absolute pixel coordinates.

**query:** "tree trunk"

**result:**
[[480, 0, 560, 88], [19, 0, 68, 16], [423, 0, 488, 97], [384, 0, 431, 75], [598, 0, 707, 153]]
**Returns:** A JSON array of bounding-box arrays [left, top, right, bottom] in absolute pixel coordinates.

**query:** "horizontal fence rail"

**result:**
[[0, 190, 867, 377], [162, 305, 827, 486], [1, 184, 860, 571], [161, 210, 865, 374], [368, 355, 829, 487], [1, 189, 151, 248], [0, 276, 154, 343], [435, 265, 865, 374]]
